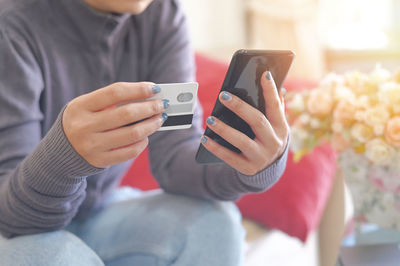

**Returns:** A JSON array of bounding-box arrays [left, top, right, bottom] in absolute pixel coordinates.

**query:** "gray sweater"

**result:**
[[0, 0, 288, 238]]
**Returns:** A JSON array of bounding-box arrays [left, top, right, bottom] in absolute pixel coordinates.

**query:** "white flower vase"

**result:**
[[339, 150, 400, 230]]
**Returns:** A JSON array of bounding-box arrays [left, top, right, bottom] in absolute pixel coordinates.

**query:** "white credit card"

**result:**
[[149, 82, 198, 131]]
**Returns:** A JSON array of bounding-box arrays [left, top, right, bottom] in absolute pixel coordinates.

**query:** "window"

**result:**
[[319, 0, 394, 50]]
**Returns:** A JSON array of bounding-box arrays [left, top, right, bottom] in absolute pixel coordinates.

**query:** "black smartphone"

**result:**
[[195, 49, 295, 164]]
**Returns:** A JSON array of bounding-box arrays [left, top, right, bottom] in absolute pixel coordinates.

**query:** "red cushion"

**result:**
[[121, 54, 337, 242], [236, 145, 337, 242]]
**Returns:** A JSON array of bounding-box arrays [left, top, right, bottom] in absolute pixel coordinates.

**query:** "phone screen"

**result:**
[[196, 50, 295, 164]]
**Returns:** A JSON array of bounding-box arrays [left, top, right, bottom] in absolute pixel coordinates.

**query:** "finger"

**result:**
[[82, 82, 161, 111], [218, 91, 275, 143], [200, 136, 251, 173], [99, 114, 165, 151], [261, 71, 286, 128], [94, 99, 168, 132], [280, 94, 286, 111], [205, 116, 263, 160], [102, 138, 149, 167], [280, 87, 287, 104], [279, 88, 286, 111]]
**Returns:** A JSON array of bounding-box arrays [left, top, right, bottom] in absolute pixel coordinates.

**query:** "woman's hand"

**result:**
[[200, 71, 289, 176], [63, 82, 168, 168]]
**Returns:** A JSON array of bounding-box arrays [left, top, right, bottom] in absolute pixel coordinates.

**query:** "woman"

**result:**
[[0, 0, 289, 265]]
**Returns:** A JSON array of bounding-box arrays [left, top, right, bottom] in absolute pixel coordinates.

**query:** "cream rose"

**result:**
[[354, 110, 366, 121], [290, 127, 309, 152], [333, 100, 357, 125], [379, 82, 400, 114], [350, 123, 374, 143], [364, 105, 390, 127], [370, 64, 391, 84], [354, 95, 371, 109], [287, 93, 305, 112], [310, 118, 321, 129], [344, 71, 368, 95], [394, 68, 400, 84], [331, 133, 350, 152], [334, 86, 355, 102], [374, 124, 385, 136], [385, 117, 400, 148], [298, 113, 311, 126], [365, 138, 395, 165], [320, 73, 344, 90], [306, 89, 333, 115], [332, 122, 343, 133]]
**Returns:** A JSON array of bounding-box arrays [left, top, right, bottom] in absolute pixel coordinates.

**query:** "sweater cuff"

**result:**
[[22, 107, 104, 195], [236, 140, 290, 191]]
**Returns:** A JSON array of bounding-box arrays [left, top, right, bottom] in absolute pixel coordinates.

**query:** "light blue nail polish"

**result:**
[[152, 85, 161, 94], [163, 99, 170, 109], [281, 87, 287, 97], [206, 116, 216, 125], [266, 72, 272, 81], [162, 113, 168, 121], [201, 136, 208, 144], [221, 91, 232, 101]]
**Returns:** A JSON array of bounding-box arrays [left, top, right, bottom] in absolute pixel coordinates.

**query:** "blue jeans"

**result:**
[[0, 187, 245, 266]]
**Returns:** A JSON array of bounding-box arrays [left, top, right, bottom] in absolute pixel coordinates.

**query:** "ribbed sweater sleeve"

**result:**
[[147, 0, 288, 201], [0, 26, 102, 238]]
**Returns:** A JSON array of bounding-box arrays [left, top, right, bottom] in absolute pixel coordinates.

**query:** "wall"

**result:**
[[181, 0, 247, 61]]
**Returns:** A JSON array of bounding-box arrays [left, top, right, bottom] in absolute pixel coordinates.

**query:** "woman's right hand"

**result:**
[[62, 82, 167, 168]]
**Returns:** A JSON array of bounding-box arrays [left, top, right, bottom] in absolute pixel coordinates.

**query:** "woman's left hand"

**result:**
[[200, 71, 289, 176]]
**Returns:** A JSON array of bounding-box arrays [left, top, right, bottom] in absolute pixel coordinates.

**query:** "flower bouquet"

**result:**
[[286, 65, 400, 229]]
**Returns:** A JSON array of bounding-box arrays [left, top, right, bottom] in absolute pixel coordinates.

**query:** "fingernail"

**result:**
[[206, 116, 216, 126], [266, 72, 272, 81], [281, 87, 287, 98], [221, 91, 232, 101], [163, 99, 170, 109], [152, 85, 161, 94], [201, 136, 208, 144], [162, 113, 168, 121]]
